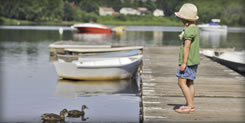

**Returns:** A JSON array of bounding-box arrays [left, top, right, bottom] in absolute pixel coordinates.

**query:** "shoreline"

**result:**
[[2, 16, 244, 28], [0, 16, 182, 26], [1, 25, 245, 33]]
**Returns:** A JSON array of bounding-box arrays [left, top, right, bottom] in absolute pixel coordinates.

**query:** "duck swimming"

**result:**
[[67, 105, 88, 118], [41, 109, 68, 122]]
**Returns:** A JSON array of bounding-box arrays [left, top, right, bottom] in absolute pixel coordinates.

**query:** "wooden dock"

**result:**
[[140, 46, 245, 123]]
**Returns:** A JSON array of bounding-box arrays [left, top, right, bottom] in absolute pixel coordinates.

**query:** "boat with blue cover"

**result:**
[[198, 19, 227, 32]]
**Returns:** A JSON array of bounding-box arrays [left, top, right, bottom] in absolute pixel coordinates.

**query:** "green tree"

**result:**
[[78, 0, 99, 13], [121, 0, 134, 8], [0, 0, 244, 26], [143, 0, 156, 12], [156, 0, 180, 16], [40, 0, 64, 21], [115, 14, 127, 21], [63, 2, 76, 21], [222, 0, 245, 26]]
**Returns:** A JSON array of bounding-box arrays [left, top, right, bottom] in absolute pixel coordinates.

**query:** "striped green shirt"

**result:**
[[179, 26, 200, 66]]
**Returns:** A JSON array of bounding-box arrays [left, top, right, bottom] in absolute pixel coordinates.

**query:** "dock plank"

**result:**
[[140, 46, 245, 123]]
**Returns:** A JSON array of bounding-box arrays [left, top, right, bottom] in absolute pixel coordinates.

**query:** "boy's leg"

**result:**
[[178, 78, 194, 107], [187, 79, 195, 101]]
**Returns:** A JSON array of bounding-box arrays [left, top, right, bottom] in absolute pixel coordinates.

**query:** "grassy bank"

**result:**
[[0, 16, 75, 26], [97, 15, 182, 26], [0, 16, 34, 25], [0, 16, 182, 26]]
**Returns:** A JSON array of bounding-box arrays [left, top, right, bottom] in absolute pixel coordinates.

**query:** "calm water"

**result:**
[[0, 25, 245, 122]]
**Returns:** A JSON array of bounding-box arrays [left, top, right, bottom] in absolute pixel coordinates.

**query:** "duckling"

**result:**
[[41, 109, 68, 122], [67, 105, 88, 118]]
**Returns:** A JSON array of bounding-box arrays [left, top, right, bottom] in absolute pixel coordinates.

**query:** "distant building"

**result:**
[[99, 7, 115, 16], [153, 9, 164, 17], [120, 8, 140, 15], [112, 12, 120, 16], [137, 7, 150, 15]]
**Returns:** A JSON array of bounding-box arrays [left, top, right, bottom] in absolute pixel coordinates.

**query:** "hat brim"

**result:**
[[175, 12, 199, 21]]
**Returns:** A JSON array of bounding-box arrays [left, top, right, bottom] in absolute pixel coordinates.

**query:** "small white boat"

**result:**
[[64, 46, 143, 56], [53, 49, 141, 63], [64, 46, 143, 53], [54, 55, 143, 80], [198, 19, 227, 32]]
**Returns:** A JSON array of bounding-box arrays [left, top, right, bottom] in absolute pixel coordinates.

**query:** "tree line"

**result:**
[[0, 0, 244, 26]]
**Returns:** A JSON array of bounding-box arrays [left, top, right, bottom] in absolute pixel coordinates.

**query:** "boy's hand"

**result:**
[[180, 63, 186, 72]]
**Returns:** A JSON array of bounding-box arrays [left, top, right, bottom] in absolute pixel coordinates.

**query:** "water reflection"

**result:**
[[200, 31, 228, 48], [55, 79, 138, 98], [153, 31, 164, 45], [0, 29, 59, 42], [112, 31, 155, 46], [73, 32, 112, 45], [113, 30, 125, 37], [1, 26, 245, 122]]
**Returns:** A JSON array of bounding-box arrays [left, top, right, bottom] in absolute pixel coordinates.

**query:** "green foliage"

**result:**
[[77, 0, 99, 13], [115, 14, 127, 21], [221, 1, 245, 26], [97, 15, 181, 26], [0, 0, 64, 21], [155, 0, 180, 16], [63, 2, 76, 21], [0, 0, 244, 26], [183, 0, 245, 26], [82, 12, 98, 22], [144, 0, 156, 11], [0, 16, 34, 25]]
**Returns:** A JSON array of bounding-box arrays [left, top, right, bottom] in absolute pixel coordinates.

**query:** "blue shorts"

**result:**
[[176, 65, 198, 80]]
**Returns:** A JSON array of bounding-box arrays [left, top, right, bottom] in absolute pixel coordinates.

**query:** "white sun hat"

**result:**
[[175, 3, 199, 21]]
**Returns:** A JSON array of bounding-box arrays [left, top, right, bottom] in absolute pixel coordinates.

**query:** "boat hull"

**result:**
[[76, 27, 111, 33], [213, 56, 245, 75], [201, 50, 245, 75], [198, 24, 227, 32], [72, 23, 111, 33], [54, 56, 142, 80]]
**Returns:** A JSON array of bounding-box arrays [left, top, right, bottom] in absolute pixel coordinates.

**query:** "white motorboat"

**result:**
[[198, 19, 227, 32], [213, 51, 245, 74], [201, 49, 245, 74], [53, 55, 143, 80], [200, 49, 215, 58]]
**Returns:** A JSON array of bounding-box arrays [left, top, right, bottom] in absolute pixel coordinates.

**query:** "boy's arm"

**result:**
[[180, 40, 191, 71]]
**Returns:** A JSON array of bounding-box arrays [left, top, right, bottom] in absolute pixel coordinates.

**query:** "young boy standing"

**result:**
[[174, 3, 200, 113]]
